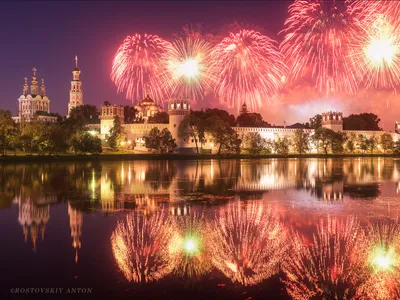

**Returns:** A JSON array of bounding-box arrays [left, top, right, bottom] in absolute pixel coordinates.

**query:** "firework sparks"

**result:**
[[162, 37, 214, 101], [110, 210, 173, 283], [348, 13, 400, 89], [209, 202, 286, 286], [167, 213, 212, 278], [210, 29, 286, 112], [356, 220, 400, 299], [111, 33, 172, 104], [282, 216, 367, 300], [280, 0, 376, 95]]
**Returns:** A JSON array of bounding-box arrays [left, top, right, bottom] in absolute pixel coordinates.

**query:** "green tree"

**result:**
[[178, 114, 205, 153], [69, 105, 100, 124], [236, 113, 270, 127], [148, 112, 169, 124], [293, 129, 310, 154], [123, 105, 138, 124], [331, 131, 346, 154], [313, 127, 334, 154], [0, 110, 18, 155], [309, 114, 322, 129], [108, 116, 125, 149], [204, 108, 236, 126], [71, 132, 102, 154], [380, 133, 394, 153], [346, 133, 357, 153], [366, 136, 378, 154], [273, 137, 291, 155], [244, 132, 267, 155], [358, 134, 368, 154], [343, 113, 382, 131], [145, 127, 177, 154], [207, 117, 236, 154], [226, 133, 242, 154]]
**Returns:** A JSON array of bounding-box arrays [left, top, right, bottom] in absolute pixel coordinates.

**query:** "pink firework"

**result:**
[[280, 0, 376, 96], [111, 33, 172, 104], [347, 1, 400, 90], [210, 29, 286, 112]]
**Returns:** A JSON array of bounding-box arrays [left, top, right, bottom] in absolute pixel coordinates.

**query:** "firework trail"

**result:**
[[348, 2, 400, 90], [280, 0, 376, 96], [167, 213, 212, 278], [282, 216, 367, 300], [161, 37, 214, 102], [110, 210, 173, 283], [356, 219, 400, 300], [209, 202, 286, 286], [111, 33, 172, 104], [210, 29, 286, 112]]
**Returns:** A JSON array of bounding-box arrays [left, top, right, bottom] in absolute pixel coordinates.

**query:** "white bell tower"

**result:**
[[68, 55, 83, 117]]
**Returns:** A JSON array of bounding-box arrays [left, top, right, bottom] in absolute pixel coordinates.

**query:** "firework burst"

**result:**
[[162, 37, 214, 101], [111, 33, 172, 104], [280, 0, 376, 95], [210, 30, 286, 111], [209, 202, 286, 286], [348, 7, 400, 89], [110, 210, 173, 283], [167, 213, 212, 278], [282, 216, 367, 300]]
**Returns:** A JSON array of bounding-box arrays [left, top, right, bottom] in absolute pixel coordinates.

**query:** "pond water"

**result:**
[[1, 158, 400, 299]]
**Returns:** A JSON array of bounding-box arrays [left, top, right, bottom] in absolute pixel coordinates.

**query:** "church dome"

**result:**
[[141, 95, 154, 106]]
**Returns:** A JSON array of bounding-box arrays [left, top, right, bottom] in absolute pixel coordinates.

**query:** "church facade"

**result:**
[[13, 68, 57, 123]]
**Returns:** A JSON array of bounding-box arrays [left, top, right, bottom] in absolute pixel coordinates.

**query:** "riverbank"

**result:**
[[0, 152, 399, 163]]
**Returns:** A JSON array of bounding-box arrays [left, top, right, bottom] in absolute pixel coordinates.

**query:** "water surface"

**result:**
[[1, 158, 400, 299]]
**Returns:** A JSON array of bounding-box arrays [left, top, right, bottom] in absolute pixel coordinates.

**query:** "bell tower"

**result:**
[[68, 55, 83, 117]]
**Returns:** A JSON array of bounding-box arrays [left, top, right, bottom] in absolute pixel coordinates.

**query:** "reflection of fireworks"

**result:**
[[280, 0, 375, 95], [110, 211, 172, 283], [210, 29, 286, 111], [111, 34, 171, 104], [162, 37, 214, 101], [357, 220, 400, 300], [168, 213, 212, 278], [209, 202, 286, 286], [282, 216, 367, 299]]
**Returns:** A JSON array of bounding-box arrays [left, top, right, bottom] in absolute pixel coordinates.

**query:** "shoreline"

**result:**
[[0, 153, 399, 163]]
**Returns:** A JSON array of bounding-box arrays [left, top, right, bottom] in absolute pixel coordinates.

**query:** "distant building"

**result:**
[[99, 104, 124, 136], [67, 56, 83, 117], [134, 95, 163, 123], [13, 68, 57, 123]]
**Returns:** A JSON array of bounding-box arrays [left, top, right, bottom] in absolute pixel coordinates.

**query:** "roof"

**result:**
[[287, 122, 308, 129], [73, 67, 80, 72], [141, 95, 154, 105]]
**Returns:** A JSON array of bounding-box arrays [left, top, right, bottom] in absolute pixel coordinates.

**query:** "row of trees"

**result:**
[[243, 128, 399, 155], [0, 106, 103, 155]]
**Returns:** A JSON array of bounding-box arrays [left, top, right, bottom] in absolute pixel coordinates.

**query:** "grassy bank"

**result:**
[[0, 152, 399, 164]]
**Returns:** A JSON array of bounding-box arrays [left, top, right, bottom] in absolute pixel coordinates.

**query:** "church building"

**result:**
[[13, 68, 57, 123]]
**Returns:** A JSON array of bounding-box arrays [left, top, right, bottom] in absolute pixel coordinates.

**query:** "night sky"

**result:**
[[1, 1, 399, 130]]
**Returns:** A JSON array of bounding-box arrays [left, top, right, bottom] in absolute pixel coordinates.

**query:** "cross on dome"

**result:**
[[32, 67, 37, 76]]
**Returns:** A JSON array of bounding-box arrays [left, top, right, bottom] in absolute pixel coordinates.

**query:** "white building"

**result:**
[[13, 68, 57, 123], [67, 56, 83, 117]]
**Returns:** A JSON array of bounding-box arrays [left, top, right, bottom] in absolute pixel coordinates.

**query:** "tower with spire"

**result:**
[[13, 67, 57, 123], [68, 56, 83, 117]]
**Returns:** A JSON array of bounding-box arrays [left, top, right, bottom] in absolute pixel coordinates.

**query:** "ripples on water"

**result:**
[[1, 158, 400, 299]]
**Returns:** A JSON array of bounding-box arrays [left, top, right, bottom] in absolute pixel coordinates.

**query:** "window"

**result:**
[[174, 124, 176, 127], [191, 139, 194, 143]]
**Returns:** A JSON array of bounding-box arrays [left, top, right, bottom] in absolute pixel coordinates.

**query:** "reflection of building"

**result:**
[[322, 181, 343, 201], [68, 202, 82, 263], [13, 68, 57, 123], [17, 197, 50, 251]]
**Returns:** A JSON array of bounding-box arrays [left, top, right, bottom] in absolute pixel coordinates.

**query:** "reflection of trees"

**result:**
[[209, 202, 286, 286], [145, 161, 177, 190], [282, 217, 367, 299], [167, 213, 212, 279], [344, 184, 380, 199], [110, 211, 172, 283]]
